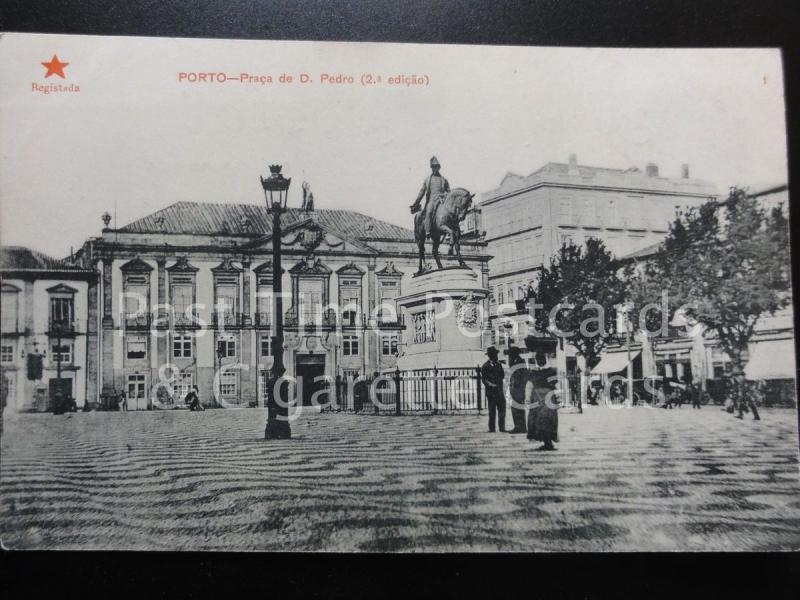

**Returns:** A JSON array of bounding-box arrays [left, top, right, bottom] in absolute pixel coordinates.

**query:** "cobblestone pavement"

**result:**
[[1, 405, 799, 551]]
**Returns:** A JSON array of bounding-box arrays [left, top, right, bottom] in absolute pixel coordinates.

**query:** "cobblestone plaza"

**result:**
[[1, 406, 798, 552]]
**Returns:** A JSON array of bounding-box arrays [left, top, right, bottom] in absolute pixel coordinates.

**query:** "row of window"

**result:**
[[1, 294, 76, 331], [492, 280, 536, 307], [121, 275, 401, 322], [121, 333, 401, 361], [1, 341, 73, 364]]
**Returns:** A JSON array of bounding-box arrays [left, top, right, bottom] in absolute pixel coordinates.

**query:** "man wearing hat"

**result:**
[[481, 346, 506, 432], [507, 346, 529, 434], [410, 156, 451, 234]]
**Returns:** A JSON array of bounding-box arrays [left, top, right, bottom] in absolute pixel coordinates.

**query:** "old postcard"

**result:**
[[0, 33, 795, 551]]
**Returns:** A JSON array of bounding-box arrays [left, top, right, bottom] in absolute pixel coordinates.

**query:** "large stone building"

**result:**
[[1, 247, 96, 411], [485, 180, 794, 407], [70, 201, 489, 410], [480, 155, 717, 310]]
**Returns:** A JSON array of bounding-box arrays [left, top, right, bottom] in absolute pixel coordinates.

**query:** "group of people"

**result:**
[[656, 379, 703, 409], [113, 385, 204, 412], [480, 345, 560, 451]]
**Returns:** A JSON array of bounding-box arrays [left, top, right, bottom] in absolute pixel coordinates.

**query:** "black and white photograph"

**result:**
[[0, 32, 796, 554]]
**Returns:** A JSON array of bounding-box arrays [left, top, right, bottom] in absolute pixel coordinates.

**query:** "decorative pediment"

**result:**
[[289, 256, 332, 276], [46, 283, 78, 294], [167, 256, 199, 273], [1, 282, 21, 293], [283, 220, 326, 252], [376, 262, 403, 277], [120, 257, 153, 273], [240, 217, 378, 255], [336, 262, 365, 276], [253, 260, 274, 274], [211, 257, 242, 273]]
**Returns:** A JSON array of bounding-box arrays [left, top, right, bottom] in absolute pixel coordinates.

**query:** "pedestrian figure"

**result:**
[[663, 382, 674, 409], [676, 380, 686, 408], [118, 390, 128, 412], [655, 382, 667, 408], [481, 347, 505, 432], [586, 384, 599, 406], [506, 346, 528, 434], [689, 382, 702, 409], [184, 385, 204, 412], [527, 352, 559, 451]]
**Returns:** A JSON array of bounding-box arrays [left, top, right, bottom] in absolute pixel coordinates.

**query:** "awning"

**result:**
[[592, 351, 640, 374], [745, 339, 797, 380]]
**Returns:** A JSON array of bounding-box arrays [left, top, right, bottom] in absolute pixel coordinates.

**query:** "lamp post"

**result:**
[[261, 165, 292, 439], [622, 302, 634, 406]]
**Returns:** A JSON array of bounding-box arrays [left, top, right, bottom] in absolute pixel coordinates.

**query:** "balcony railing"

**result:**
[[211, 310, 244, 328], [124, 314, 152, 329], [172, 311, 200, 329], [376, 313, 404, 328], [254, 312, 272, 328], [48, 319, 78, 335], [284, 308, 337, 328]]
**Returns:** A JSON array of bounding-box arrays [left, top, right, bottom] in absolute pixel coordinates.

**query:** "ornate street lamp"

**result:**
[[261, 165, 292, 439]]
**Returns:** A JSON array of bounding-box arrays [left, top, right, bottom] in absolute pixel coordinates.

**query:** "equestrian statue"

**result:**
[[409, 156, 475, 276]]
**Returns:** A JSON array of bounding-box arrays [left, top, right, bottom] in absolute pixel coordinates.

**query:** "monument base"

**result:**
[[396, 267, 490, 371]]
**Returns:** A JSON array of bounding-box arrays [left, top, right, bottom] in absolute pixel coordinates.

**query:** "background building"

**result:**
[[608, 182, 795, 406], [1, 247, 96, 411], [480, 154, 717, 312], [73, 201, 489, 409]]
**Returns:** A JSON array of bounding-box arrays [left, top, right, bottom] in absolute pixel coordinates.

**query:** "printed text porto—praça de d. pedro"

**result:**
[[177, 71, 430, 87]]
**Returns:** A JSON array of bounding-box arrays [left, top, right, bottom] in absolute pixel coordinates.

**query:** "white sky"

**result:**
[[0, 34, 789, 258]]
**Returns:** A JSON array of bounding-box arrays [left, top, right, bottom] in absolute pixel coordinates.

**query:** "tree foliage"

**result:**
[[641, 187, 792, 373], [531, 237, 628, 369]]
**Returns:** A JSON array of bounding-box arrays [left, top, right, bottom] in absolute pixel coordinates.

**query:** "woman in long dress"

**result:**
[[527, 352, 559, 451]]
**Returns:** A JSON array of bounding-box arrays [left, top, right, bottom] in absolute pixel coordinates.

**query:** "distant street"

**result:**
[[1, 406, 798, 551]]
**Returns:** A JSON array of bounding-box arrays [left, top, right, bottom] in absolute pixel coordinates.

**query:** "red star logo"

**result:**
[[41, 54, 69, 79]]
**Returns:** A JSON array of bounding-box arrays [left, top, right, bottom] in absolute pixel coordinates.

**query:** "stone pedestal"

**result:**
[[396, 268, 489, 371]]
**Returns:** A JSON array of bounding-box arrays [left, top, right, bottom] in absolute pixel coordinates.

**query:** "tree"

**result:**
[[530, 238, 628, 411], [640, 187, 791, 420]]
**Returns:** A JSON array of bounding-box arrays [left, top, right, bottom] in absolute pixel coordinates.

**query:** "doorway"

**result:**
[[295, 354, 326, 406], [49, 377, 72, 412]]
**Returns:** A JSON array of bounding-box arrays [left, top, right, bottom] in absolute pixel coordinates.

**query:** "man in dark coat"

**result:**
[[527, 352, 559, 450], [481, 346, 505, 432], [185, 385, 204, 411], [506, 346, 528, 434]]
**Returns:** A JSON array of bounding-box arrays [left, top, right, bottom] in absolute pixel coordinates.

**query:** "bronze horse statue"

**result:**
[[414, 187, 475, 275]]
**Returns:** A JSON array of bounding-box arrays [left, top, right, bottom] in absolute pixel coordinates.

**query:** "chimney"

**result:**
[[680, 163, 690, 179], [568, 153, 578, 174], [645, 162, 659, 177]]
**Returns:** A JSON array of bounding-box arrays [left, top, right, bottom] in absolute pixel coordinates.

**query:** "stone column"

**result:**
[[366, 259, 378, 375], [101, 258, 115, 397], [240, 260, 255, 402], [85, 265, 99, 408], [156, 257, 168, 375], [22, 279, 36, 410]]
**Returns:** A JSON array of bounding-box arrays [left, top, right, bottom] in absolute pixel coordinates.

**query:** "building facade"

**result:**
[[72, 201, 489, 409], [606, 182, 795, 405], [1, 247, 96, 411], [480, 155, 717, 311]]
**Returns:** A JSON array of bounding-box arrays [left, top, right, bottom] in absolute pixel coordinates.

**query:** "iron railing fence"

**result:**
[[330, 367, 484, 415]]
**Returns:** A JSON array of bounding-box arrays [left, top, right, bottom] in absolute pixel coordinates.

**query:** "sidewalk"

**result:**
[[1, 405, 798, 551]]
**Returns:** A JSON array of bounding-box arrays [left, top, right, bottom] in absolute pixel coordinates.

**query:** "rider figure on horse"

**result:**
[[410, 155, 450, 235]]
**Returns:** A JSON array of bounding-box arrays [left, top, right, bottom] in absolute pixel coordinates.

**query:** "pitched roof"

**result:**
[[482, 161, 718, 202], [0, 246, 85, 271], [118, 201, 414, 241]]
